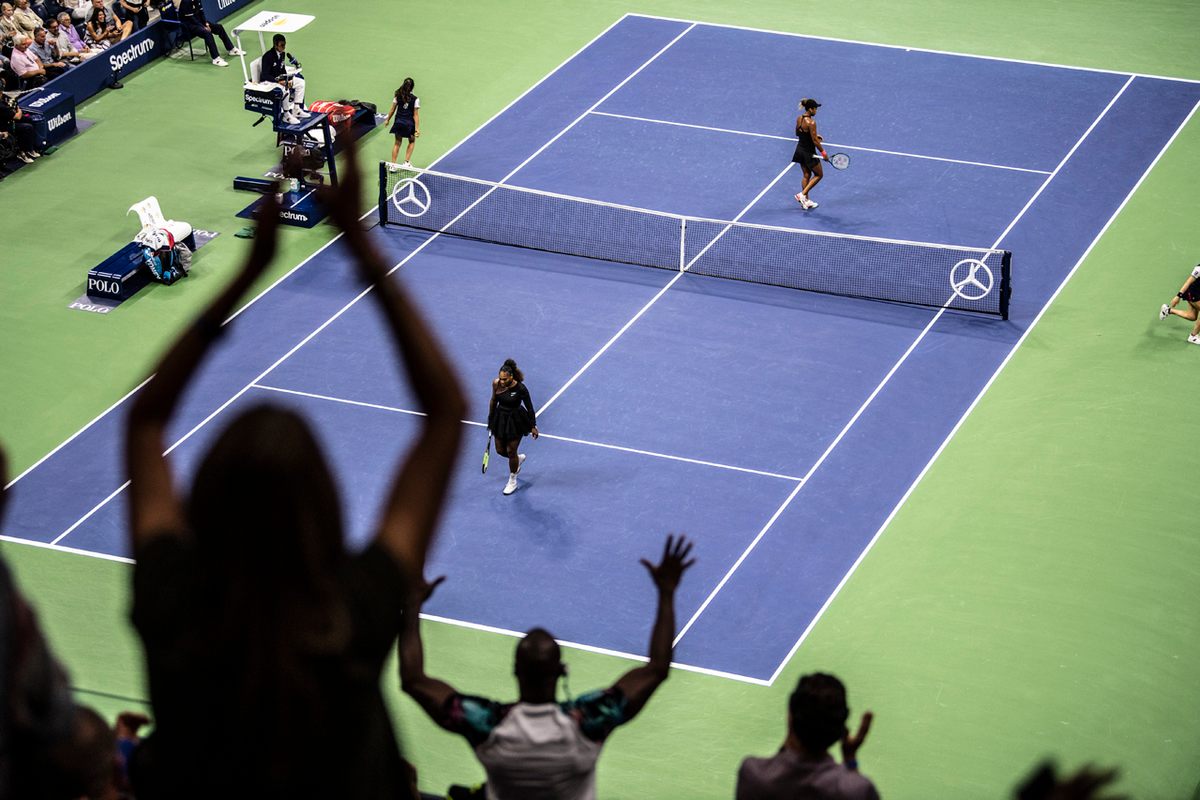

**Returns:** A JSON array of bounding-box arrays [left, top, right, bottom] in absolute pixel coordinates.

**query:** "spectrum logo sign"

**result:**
[[109, 38, 155, 73]]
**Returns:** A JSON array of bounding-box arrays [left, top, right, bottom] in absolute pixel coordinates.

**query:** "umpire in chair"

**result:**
[[262, 33, 307, 124]]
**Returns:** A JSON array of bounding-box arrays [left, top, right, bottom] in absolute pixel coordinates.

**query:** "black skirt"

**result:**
[[489, 406, 532, 441], [390, 119, 415, 138]]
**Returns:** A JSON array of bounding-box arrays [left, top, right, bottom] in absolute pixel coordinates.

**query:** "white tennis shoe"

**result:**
[[1188, 334, 1200, 345], [503, 475, 518, 495], [1160, 304, 1170, 320], [212, 57, 229, 67], [402, 161, 413, 169], [806, 198, 819, 209], [228, 47, 246, 56]]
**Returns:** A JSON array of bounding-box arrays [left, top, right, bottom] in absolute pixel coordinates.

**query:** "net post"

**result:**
[[679, 217, 686, 272], [377, 162, 388, 228], [999, 250, 1012, 321]]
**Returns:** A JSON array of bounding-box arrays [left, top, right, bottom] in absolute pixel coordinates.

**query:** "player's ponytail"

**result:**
[[501, 358, 524, 382], [397, 77, 415, 105]]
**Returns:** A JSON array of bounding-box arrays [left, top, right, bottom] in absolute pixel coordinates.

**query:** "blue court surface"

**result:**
[[5, 15, 1199, 684]]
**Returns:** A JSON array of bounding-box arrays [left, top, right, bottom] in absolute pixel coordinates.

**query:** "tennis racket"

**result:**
[[482, 431, 492, 473], [825, 152, 850, 170]]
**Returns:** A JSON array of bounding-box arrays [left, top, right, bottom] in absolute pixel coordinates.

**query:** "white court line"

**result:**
[[624, 12, 1200, 85], [0, 535, 135, 565], [671, 76, 1136, 651], [420, 612, 769, 686], [539, 160, 796, 415], [289, 189, 315, 209], [767, 93, 1200, 686], [42, 22, 698, 550], [3, 13, 635, 495], [252, 383, 803, 481], [589, 110, 1053, 175]]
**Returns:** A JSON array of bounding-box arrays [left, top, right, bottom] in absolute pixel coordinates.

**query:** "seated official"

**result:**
[[29, 26, 69, 76], [260, 32, 307, 123], [9, 33, 46, 86], [178, 0, 242, 68]]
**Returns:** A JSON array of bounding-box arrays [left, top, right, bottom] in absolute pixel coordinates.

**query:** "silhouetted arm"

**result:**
[[612, 535, 694, 721], [124, 194, 280, 553]]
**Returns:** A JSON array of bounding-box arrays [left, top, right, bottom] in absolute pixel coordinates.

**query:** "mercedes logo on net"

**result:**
[[949, 258, 995, 301], [391, 176, 431, 218]]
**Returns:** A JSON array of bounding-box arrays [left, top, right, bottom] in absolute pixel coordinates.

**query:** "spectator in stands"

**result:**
[[0, 51, 15, 93], [9, 33, 47, 87], [49, 13, 90, 60], [122, 144, 465, 798], [11, 0, 42, 35], [177, 0, 243, 68], [84, 5, 122, 48], [112, 0, 143, 31], [0, 3, 22, 44], [736, 673, 878, 800], [30, 26, 70, 75], [87, 0, 127, 40], [62, 0, 89, 22], [399, 535, 695, 800]]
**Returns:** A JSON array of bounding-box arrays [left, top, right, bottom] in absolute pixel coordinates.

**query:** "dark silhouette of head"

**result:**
[[514, 628, 564, 702], [15, 704, 116, 800], [186, 404, 349, 698], [788, 673, 849, 753]]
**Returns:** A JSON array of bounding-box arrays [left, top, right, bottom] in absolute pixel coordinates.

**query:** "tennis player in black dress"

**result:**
[[1159, 262, 1200, 344], [793, 98, 828, 211], [488, 359, 539, 495]]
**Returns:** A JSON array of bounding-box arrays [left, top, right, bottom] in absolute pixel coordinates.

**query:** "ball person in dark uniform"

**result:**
[[792, 98, 828, 211], [488, 359, 539, 496], [385, 77, 420, 168], [1159, 263, 1200, 345], [178, 0, 242, 68]]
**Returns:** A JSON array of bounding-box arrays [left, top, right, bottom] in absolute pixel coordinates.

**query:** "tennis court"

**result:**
[[6, 13, 1198, 694]]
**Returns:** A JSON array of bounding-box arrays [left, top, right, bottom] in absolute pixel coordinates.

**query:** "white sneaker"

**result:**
[[296, 108, 311, 118], [1160, 304, 1170, 320], [228, 47, 245, 56], [795, 193, 806, 205], [517, 453, 526, 474], [1188, 334, 1200, 345], [212, 57, 228, 67], [503, 475, 518, 495], [386, 163, 400, 173], [282, 113, 300, 125], [402, 161, 413, 169], [806, 198, 819, 209]]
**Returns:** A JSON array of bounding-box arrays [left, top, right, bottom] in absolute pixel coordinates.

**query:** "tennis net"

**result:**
[[378, 163, 1011, 318]]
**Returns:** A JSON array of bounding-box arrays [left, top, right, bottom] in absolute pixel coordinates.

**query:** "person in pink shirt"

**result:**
[[10, 34, 47, 88]]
